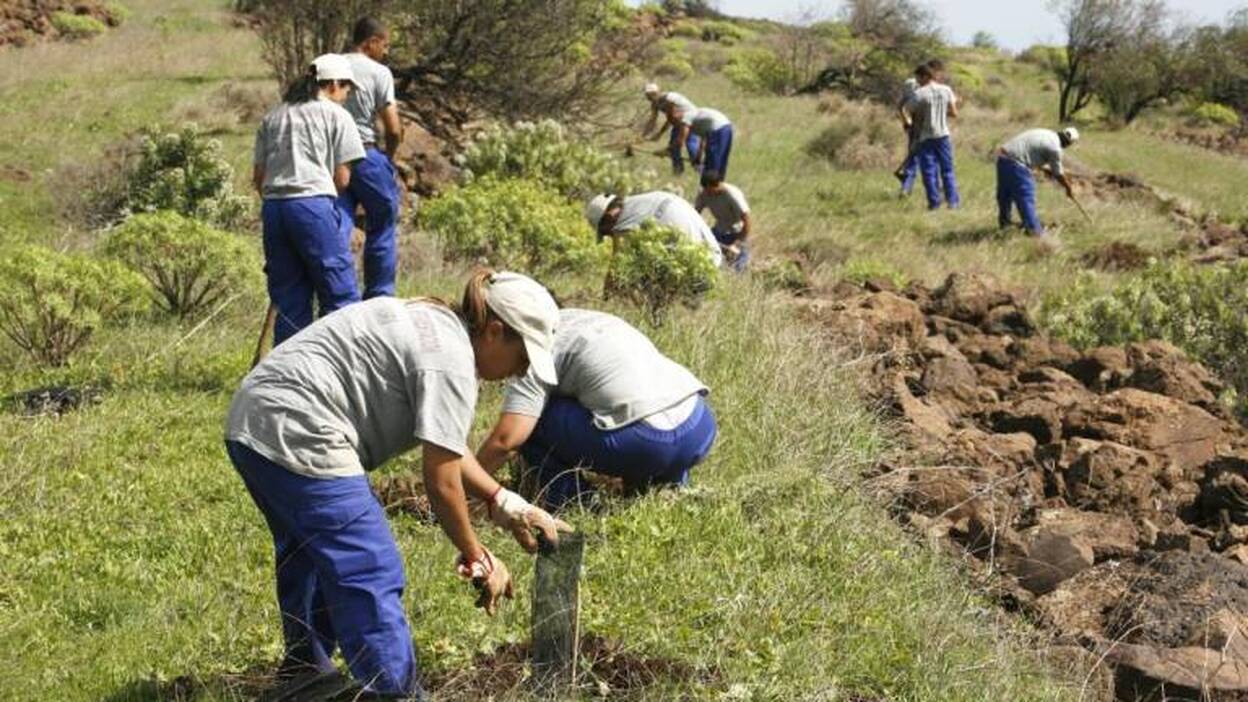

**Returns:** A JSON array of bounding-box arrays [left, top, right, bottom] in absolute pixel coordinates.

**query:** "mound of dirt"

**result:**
[[1, 2, 123, 48], [811, 273, 1248, 698], [1081, 241, 1152, 271]]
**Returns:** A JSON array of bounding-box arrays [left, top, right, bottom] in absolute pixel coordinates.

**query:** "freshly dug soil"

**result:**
[[1, 1, 123, 48], [808, 273, 1248, 699]]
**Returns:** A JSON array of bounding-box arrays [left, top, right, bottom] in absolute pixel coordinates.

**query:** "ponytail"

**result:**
[[460, 267, 498, 337], [282, 66, 319, 104]]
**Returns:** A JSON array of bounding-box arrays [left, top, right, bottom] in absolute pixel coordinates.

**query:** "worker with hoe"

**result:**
[[642, 82, 700, 175], [996, 126, 1082, 239], [676, 104, 734, 179], [338, 16, 404, 299], [475, 305, 717, 511], [225, 269, 571, 700], [695, 169, 752, 272], [902, 62, 960, 210], [584, 191, 723, 268], [253, 54, 366, 346]]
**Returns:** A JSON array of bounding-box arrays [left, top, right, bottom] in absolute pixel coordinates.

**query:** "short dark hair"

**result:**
[[353, 17, 387, 46], [926, 59, 944, 72], [915, 64, 933, 81], [700, 170, 723, 188]]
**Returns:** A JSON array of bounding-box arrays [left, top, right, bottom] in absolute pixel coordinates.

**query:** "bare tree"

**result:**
[[1049, 0, 1167, 121]]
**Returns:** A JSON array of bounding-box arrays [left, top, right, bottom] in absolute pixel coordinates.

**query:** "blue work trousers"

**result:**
[[262, 196, 361, 346], [701, 125, 734, 179], [226, 441, 422, 698], [899, 129, 919, 194], [713, 227, 751, 273], [337, 148, 400, 299], [917, 136, 960, 210], [669, 127, 701, 175], [996, 156, 1043, 234], [521, 395, 718, 511]]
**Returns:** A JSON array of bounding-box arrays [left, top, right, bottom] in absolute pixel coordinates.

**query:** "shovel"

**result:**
[[1071, 196, 1094, 225]]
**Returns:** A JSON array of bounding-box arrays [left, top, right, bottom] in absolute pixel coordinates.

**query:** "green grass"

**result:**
[[13, 6, 1244, 700]]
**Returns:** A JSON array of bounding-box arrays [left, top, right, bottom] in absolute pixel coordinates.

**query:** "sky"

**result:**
[[673, 0, 1246, 50]]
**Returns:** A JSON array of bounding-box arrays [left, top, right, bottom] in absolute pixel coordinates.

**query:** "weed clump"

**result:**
[[102, 211, 261, 319], [605, 221, 718, 322], [50, 11, 107, 39], [0, 244, 147, 366], [807, 98, 903, 170]]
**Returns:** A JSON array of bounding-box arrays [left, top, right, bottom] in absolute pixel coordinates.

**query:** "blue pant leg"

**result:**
[[901, 148, 919, 194], [521, 400, 597, 511], [996, 157, 1015, 228], [917, 140, 942, 209], [285, 196, 362, 320], [668, 127, 686, 174], [227, 441, 338, 674], [619, 396, 718, 489], [349, 149, 400, 299], [1014, 165, 1043, 234], [262, 200, 315, 346], [935, 136, 960, 208], [686, 132, 701, 167], [705, 126, 733, 179], [712, 227, 749, 273]]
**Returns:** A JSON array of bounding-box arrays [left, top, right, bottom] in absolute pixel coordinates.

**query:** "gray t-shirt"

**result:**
[[694, 184, 750, 233], [1001, 129, 1065, 177], [225, 299, 479, 479], [659, 91, 696, 115], [906, 83, 956, 142], [343, 53, 396, 145], [897, 78, 919, 110], [254, 98, 366, 199], [614, 191, 723, 267], [681, 107, 732, 136], [502, 308, 708, 430]]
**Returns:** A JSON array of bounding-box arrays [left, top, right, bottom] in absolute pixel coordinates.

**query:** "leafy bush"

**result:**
[[421, 177, 604, 277], [606, 221, 718, 321], [669, 21, 702, 39], [459, 120, 657, 202], [51, 12, 107, 39], [724, 47, 799, 95], [1041, 261, 1248, 402], [1017, 44, 1065, 70], [655, 53, 695, 80], [700, 20, 748, 45], [101, 211, 262, 319], [103, 3, 132, 24], [949, 65, 985, 98], [121, 125, 250, 229], [0, 245, 148, 367], [1188, 102, 1242, 128]]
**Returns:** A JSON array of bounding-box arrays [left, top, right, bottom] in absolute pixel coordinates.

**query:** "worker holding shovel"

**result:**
[[475, 307, 717, 511], [642, 82, 700, 175], [225, 269, 570, 700], [253, 54, 365, 346], [996, 126, 1082, 239]]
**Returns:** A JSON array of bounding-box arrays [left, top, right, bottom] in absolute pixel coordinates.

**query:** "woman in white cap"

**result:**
[[253, 54, 367, 346], [585, 192, 723, 268], [641, 82, 700, 175], [996, 126, 1081, 238], [476, 305, 717, 511], [225, 269, 569, 700]]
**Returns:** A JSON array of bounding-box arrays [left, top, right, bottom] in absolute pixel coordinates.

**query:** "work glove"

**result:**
[[489, 487, 573, 554], [455, 547, 513, 616]]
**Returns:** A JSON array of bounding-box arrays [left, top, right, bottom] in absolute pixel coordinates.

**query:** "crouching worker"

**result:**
[[695, 169, 752, 272], [476, 307, 718, 511], [225, 269, 570, 700], [585, 191, 723, 267], [997, 126, 1081, 238], [254, 54, 367, 346]]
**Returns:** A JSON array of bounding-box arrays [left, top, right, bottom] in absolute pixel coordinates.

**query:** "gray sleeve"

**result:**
[[407, 370, 478, 456], [378, 67, 396, 107], [333, 111, 367, 166], [253, 123, 267, 165], [501, 369, 551, 418], [1047, 149, 1065, 177]]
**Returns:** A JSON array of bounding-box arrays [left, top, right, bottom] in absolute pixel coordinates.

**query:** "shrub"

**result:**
[[51, 12, 107, 39], [0, 245, 148, 367], [459, 120, 657, 202], [723, 47, 799, 95], [1188, 102, 1241, 128], [700, 20, 748, 45], [806, 100, 903, 170], [121, 125, 251, 230], [421, 177, 604, 277], [1017, 44, 1065, 70], [841, 258, 909, 289], [102, 3, 132, 24], [101, 211, 262, 319], [1041, 261, 1248, 405], [606, 221, 718, 321], [972, 31, 999, 51], [655, 54, 695, 80], [949, 65, 985, 98], [669, 21, 702, 39]]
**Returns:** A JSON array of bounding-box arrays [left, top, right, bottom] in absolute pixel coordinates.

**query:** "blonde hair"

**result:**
[[460, 267, 520, 339]]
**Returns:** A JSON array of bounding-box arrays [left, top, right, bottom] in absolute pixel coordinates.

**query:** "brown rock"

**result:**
[[888, 373, 953, 440], [1049, 438, 1161, 514], [394, 120, 459, 197], [1065, 388, 1223, 474], [957, 333, 1015, 370], [1125, 340, 1222, 409], [920, 354, 979, 405], [1014, 337, 1081, 370], [1105, 643, 1248, 699], [981, 304, 1036, 337], [1031, 508, 1140, 560], [808, 292, 927, 355], [929, 273, 1016, 325], [1065, 346, 1130, 391], [1008, 530, 1095, 594], [989, 397, 1064, 444], [1037, 560, 1143, 641], [895, 467, 982, 519]]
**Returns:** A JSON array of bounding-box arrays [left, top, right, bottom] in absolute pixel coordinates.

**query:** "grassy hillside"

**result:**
[[11, 3, 1247, 701]]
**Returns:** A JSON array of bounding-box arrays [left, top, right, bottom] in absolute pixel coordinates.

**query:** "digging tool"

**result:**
[[531, 530, 584, 696], [1070, 196, 1094, 225], [251, 304, 277, 369]]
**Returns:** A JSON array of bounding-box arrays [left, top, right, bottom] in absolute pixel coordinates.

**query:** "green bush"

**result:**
[[655, 54, 695, 80], [122, 125, 250, 229], [0, 245, 148, 367], [421, 177, 604, 277], [459, 120, 657, 202], [949, 65, 985, 98], [700, 20, 749, 45], [606, 221, 718, 321], [51, 12, 107, 39], [806, 102, 902, 170], [102, 3, 132, 25], [1017, 45, 1065, 70], [669, 21, 702, 39], [1188, 102, 1242, 128], [101, 211, 262, 319], [1041, 261, 1248, 404], [723, 47, 798, 95]]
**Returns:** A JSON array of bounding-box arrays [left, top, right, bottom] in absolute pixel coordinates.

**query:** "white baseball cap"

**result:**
[[585, 193, 614, 232], [644, 82, 661, 96], [483, 272, 559, 385], [1060, 127, 1080, 144], [311, 54, 356, 85]]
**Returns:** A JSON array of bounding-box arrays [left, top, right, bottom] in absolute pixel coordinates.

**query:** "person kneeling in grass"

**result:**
[[585, 191, 724, 267], [476, 307, 718, 511], [695, 169, 752, 272], [225, 269, 569, 701]]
